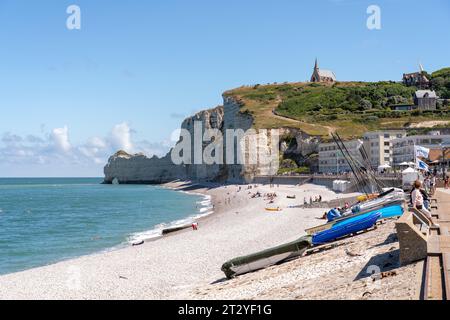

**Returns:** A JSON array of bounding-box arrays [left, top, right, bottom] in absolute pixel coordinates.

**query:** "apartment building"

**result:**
[[318, 139, 363, 173], [392, 131, 450, 165], [362, 130, 407, 168]]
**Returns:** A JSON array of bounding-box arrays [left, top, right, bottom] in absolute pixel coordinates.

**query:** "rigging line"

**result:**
[[339, 134, 382, 193], [332, 133, 368, 195], [335, 133, 372, 194]]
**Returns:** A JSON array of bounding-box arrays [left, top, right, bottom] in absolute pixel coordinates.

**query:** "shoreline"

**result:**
[[0, 181, 371, 299], [127, 182, 217, 244]]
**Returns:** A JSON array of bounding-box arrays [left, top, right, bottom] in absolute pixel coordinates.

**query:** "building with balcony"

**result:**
[[362, 130, 407, 169], [392, 132, 450, 165], [318, 139, 363, 173]]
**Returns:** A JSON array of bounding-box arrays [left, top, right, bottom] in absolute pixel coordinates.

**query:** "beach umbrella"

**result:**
[[377, 164, 391, 173]]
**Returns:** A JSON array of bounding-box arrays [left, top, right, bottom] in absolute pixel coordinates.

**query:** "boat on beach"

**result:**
[[221, 209, 384, 279], [265, 207, 282, 212], [305, 194, 405, 236], [221, 135, 407, 280], [221, 236, 312, 279], [312, 212, 381, 245]]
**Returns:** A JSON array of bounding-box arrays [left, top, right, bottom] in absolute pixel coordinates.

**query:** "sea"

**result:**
[[0, 178, 212, 276]]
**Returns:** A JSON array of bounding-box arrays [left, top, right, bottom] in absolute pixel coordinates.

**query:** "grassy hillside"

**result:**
[[431, 67, 450, 99], [224, 71, 450, 139]]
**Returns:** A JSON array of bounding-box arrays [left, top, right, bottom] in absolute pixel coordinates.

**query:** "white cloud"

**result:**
[[0, 123, 172, 171], [51, 126, 71, 153], [109, 122, 133, 153]]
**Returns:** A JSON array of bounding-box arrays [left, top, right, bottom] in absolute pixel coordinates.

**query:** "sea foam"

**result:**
[[127, 193, 214, 244]]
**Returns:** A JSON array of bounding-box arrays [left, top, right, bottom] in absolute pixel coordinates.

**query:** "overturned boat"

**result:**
[[221, 236, 312, 279], [305, 192, 405, 236], [312, 212, 381, 245]]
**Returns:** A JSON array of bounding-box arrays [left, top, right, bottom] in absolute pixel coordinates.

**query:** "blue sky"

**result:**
[[0, 0, 449, 177]]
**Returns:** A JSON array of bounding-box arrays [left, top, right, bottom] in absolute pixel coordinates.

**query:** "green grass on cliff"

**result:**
[[224, 75, 450, 139]]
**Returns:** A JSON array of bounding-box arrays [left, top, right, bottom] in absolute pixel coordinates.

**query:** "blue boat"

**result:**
[[312, 212, 381, 245], [332, 204, 403, 228], [306, 201, 404, 236]]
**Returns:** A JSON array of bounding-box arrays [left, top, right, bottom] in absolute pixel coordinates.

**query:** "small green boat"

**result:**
[[221, 236, 312, 279]]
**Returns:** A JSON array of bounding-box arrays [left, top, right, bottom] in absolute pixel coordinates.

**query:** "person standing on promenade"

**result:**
[[430, 175, 437, 195]]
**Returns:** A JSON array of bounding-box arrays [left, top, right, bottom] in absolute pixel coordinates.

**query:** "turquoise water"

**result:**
[[0, 178, 208, 275]]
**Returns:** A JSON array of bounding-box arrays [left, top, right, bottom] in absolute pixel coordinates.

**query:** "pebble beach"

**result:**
[[0, 182, 419, 300]]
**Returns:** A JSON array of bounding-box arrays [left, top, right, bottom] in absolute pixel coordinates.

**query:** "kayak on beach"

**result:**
[[265, 207, 282, 212]]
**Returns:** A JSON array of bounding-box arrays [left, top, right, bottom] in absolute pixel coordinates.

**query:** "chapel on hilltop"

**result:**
[[310, 59, 336, 83]]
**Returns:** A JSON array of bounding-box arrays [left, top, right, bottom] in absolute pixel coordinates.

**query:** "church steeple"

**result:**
[[310, 58, 336, 83]]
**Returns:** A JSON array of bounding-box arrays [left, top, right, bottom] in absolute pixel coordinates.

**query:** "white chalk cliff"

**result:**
[[104, 96, 319, 184]]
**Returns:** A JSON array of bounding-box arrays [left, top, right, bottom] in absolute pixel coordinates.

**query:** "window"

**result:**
[[431, 139, 442, 145], [384, 142, 390, 146]]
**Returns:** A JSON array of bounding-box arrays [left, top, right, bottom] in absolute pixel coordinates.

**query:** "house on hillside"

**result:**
[[402, 64, 430, 89], [414, 90, 438, 110], [310, 59, 336, 83]]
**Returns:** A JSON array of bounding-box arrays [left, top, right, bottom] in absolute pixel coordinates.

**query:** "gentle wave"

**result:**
[[0, 179, 207, 275], [127, 194, 214, 244]]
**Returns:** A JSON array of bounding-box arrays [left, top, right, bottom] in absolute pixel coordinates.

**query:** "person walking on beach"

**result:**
[[445, 175, 449, 189]]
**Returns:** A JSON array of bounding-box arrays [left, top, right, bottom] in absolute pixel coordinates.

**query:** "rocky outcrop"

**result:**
[[104, 96, 321, 184], [279, 128, 321, 172], [104, 151, 186, 184], [104, 106, 225, 184]]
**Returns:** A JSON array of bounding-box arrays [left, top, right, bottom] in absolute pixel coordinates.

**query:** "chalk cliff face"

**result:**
[[104, 151, 186, 184], [104, 106, 225, 184], [104, 96, 319, 184]]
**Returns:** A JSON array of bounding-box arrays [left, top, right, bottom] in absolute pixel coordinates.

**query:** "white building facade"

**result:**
[[392, 132, 450, 165], [363, 130, 407, 169], [318, 139, 363, 173]]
